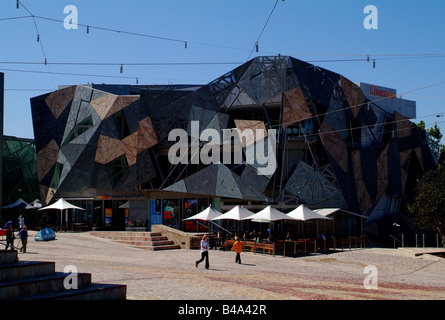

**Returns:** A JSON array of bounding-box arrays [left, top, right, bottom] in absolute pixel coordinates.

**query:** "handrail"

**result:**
[[389, 234, 404, 248], [195, 220, 233, 235], [0, 240, 22, 251]]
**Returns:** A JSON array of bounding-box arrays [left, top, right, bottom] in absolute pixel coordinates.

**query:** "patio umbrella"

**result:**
[[211, 205, 253, 221], [211, 205, 254, 237], [242, 205, 290, 221], [184, 205, 222, 234], [286, 205, 331, 238], [184, 205, 222, 221], [25, 199, 43, 209], [38, 198, 85, 231], [2, 198, 32, 210], [286, 205, 332, 221]]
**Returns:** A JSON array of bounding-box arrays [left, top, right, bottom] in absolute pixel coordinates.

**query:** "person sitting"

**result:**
[[285, 231, 292, 241]]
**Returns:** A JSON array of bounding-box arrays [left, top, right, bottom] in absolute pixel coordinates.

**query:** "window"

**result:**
[[105, 155, 128, 188], [50, 162, 64, 189], [64, 115, 93, 145], [113, 110, 131, 139]]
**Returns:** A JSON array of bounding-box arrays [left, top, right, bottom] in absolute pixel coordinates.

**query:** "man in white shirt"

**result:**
[[195, 235, 209, 269]]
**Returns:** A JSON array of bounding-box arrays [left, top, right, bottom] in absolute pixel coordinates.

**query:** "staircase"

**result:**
[[0, 250, 126, 300], [90, 231, 181, 251]]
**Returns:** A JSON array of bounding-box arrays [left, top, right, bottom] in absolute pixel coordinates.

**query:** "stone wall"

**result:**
[[151, 224, 202, 249]]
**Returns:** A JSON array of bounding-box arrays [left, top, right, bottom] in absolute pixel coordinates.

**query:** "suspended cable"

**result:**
[[247, 0, 280, 60], [0, 67, 139, 80], [15, 1, 57, 89], [2, 12, 445, 62]]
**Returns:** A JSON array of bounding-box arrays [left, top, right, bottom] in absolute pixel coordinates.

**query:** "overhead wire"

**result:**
[[3, 1, 445, 139], [2, 2, 444, 74], [14, 1, 57, 89], [247, 0, 280, 61]]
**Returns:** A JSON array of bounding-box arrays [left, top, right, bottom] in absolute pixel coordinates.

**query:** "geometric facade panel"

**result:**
[[279, 161, 347, 208]]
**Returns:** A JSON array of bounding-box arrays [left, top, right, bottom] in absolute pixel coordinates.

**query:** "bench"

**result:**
[[224, 239, 283, 256], [277, 237, 366, 255], [223, 237, 366, 257]]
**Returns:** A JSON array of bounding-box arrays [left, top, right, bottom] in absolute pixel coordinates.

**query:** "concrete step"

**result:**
[[0, 247, 127, 300], [130, 244, 181, 251], [15, 283, 127, 300], [0, 250, 18, 265], [111, 236, 168, 242], [91, 231, 161, 238], [91, 231, 180, 251], [0, 261, 55, 282], [114, 239, 175, 246], [0, 272, 92, 299]]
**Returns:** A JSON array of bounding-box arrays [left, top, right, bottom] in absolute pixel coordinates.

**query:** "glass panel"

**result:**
[[163, 199, 179, 228]]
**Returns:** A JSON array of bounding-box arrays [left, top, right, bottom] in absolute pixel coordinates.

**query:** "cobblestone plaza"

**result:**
[[22, 231, 445, 301]]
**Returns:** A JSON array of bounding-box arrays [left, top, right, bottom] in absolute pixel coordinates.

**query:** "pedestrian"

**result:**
[[231, 236, 243, 264], [18, 226, 28, 253], [195, 235, 209, 269], [6, 224, 15, 250], [18, 215, 25, 229], [41, 212, 48, 229]]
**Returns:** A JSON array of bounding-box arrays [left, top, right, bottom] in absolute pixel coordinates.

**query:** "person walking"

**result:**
[[231, 236, 243, 264], [18, 226, 28, 253], [6, 224, 15, 250], [195, 235, 209, 269], [18, 215, 25, 230]]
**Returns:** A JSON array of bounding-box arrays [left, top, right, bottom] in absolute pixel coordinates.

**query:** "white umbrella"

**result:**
[[286, 204, 332, 221], [25, 199, 43, 209], [39, 198, 85, 231], [184, 205, 222, 221], [184, 205, 222, 234], [211, 205, 254, 237], [287, 205, 331, 238], [211, 205, 253, 221], [242, 205, 291, 221]]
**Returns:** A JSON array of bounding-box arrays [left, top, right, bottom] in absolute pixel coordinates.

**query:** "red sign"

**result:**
[[369, 85, 396, 99]]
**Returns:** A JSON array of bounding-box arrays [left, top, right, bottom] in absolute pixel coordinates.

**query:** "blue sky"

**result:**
[[1, 0, 444, 139]]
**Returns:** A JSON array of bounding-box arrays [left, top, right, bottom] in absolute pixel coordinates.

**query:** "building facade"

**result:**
[[0, 136, 41, 228], [30, 56, 439, 237]]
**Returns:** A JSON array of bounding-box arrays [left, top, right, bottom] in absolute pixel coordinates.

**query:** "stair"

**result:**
[[91, 231, 181, 251], [0, 250, 126, 300]]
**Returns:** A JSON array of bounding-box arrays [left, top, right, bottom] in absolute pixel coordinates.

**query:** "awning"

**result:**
[[314, 208, 368, 219]]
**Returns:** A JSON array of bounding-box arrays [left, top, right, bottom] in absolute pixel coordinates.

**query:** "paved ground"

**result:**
[[16, 231, 445, 300]]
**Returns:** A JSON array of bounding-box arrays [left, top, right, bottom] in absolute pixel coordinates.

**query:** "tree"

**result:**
[[409, 167, 445, 247], [427, 123, 443, 140], [415, 121, 442, 140]]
